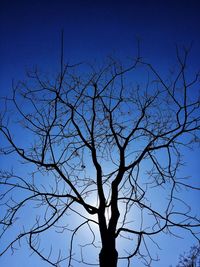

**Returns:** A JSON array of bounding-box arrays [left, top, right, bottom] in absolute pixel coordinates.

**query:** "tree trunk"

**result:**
[[99, 240, 118, 267]]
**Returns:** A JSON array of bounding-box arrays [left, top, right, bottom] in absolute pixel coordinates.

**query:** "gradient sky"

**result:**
[[0, 1, 200, 266]]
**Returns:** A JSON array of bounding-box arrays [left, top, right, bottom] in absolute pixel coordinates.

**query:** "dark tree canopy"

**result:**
[[0, 47, 200, 267]]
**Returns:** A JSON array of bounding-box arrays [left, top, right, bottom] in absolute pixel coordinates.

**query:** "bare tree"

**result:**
[[0, 47, 200, 267], [176, 244, 200, 267]]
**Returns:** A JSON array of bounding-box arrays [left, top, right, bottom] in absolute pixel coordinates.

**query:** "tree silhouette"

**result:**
[[176, 244, 200, 267], [0, 47, 200, 267]]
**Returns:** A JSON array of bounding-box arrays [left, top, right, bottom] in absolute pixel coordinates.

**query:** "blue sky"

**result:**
[[1, 0, 200, 92], [0, 0, 200, 266]]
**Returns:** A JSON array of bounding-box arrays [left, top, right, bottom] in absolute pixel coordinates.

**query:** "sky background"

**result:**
[[0, 0, 200, 266]]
